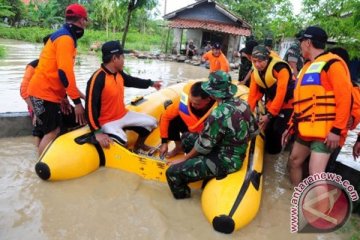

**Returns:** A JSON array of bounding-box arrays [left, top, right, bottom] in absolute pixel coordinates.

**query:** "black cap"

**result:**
[[101, 40, 124, 58], [213, 42, 221, 49], [297, 26, 329, 43], [295, 30, 304, 38], [264, 38, 273, 47], [244, 40, 258, 55]]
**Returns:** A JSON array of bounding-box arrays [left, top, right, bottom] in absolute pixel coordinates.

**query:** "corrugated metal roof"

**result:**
[[168, 19, 251, 36]]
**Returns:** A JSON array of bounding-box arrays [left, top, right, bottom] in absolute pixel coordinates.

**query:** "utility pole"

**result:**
[[164, 0, 167, 15]]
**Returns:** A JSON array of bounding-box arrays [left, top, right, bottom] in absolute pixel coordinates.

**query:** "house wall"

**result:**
[[186, 29, 202, 51], [227, 35, 240, 62], [172, 28, 183, 54]]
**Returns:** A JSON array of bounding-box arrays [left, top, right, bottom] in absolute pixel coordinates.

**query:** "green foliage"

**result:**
[[1, 0, 24, 26], [0, 3, 15, 19], [217, 0, 300, 43], [121, 0, 158, 48], [0, 25, 164, 53], [0, 44, 6, 58], [301, 0, 360, 57], [337, 215, 360, 239], [26, 0, 64, 28], [0, 26, 51, 42]]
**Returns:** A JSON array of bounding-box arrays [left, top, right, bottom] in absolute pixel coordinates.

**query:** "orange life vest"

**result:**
[[349, 86, 360, 130], [293, 53, 348, 138], [253, 57, 294, 102], [270, 50, 281, 59], [178, 82, 215, 132]]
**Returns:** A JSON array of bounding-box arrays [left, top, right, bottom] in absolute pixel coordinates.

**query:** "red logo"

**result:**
[[299, 181, 351, 233]]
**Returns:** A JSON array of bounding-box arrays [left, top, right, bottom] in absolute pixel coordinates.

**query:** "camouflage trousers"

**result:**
[[181, 132, 199, 153], [166, 152, 241, 199]]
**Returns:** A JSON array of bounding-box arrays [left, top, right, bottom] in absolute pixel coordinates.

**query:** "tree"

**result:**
[[120, 0, 157, 48], [92, 0, 116, 37], [301, 0, 360, 57], [0, 3, 15, 19], [0, 0, 25, 26], [26, 0, 63, 28], [217, 0, 298, 41]]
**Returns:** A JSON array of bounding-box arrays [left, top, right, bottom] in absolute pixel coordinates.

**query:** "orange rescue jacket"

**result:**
[[28, 24, 81, 104], [159, 82, 215, 139], [248, 57, 294, 116], [292, 52, 352, 143]]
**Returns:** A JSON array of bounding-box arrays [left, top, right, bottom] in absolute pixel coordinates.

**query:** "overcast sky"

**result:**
[[158, 0, 302, 16]]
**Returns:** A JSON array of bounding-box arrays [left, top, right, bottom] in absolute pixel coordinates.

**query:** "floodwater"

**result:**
[[0, 38, 359, 240]]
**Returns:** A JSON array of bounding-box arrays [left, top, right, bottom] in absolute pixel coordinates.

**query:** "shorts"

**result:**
[[30, 97, 62, 135], [32, 123, 44, 138], [296, 137, 333, 154], [60, 106, 80, 134]]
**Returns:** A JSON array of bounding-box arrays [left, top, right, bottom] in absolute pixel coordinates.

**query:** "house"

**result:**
[[163, 0, 251, 60]]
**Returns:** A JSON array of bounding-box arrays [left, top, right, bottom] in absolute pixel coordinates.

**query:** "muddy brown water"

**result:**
[[0, 38, 358, 239]]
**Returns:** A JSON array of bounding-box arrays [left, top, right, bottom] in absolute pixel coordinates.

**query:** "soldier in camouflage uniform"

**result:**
[[283, 42, 304, 77], [166, 71, 258, 199], [238, 40, 258, 87], [238, 48, 253, 86]]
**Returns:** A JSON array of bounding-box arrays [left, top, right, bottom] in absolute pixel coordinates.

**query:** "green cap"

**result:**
[[201, 71, 237, 99], [252, 45, 270, 60]]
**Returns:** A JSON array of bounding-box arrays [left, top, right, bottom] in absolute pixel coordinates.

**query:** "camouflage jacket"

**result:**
[[283, 43, 304, 71], [194, 97, 258, 163], [238, 56, 252, 81]]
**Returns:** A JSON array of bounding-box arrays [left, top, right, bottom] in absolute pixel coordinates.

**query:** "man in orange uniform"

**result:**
[[27, 4, 88, 155], [159, 81, 216, 158], [20, 35, 50, 146], [202, 43, 230, 73], [282, 26, 352, 186], [86, 40, 162, 151], [20, 34, 81, 147], [248, 45, 294, 154]]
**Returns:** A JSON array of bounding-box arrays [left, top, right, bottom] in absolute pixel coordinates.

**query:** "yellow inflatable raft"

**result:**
[[202, 133, 264, 233], [34, 81, 264, 234], [35, 82, 187, 182]]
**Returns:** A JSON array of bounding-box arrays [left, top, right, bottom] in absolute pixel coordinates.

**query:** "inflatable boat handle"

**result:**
[[75, 132, 98, 145]]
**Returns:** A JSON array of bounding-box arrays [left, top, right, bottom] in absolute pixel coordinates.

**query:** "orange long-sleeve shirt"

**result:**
[[20, 59, 38, 99], [202, 51, 230, 73], [248, 62, 293, 116], [159, 98, 181, 139], [86, 65, 154, 131], [28, 24, 81, 104]]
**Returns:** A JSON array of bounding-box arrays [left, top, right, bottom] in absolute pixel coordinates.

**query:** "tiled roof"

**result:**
[[168, 19, 251, 36]]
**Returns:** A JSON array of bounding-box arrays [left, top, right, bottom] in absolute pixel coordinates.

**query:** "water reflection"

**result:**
[[0, 38, 210, 113]]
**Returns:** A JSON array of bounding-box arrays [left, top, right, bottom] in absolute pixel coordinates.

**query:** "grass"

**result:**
[[0, 26, 172, 54], [0, 45, 5, 58], [337, 213, 360, 239]]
